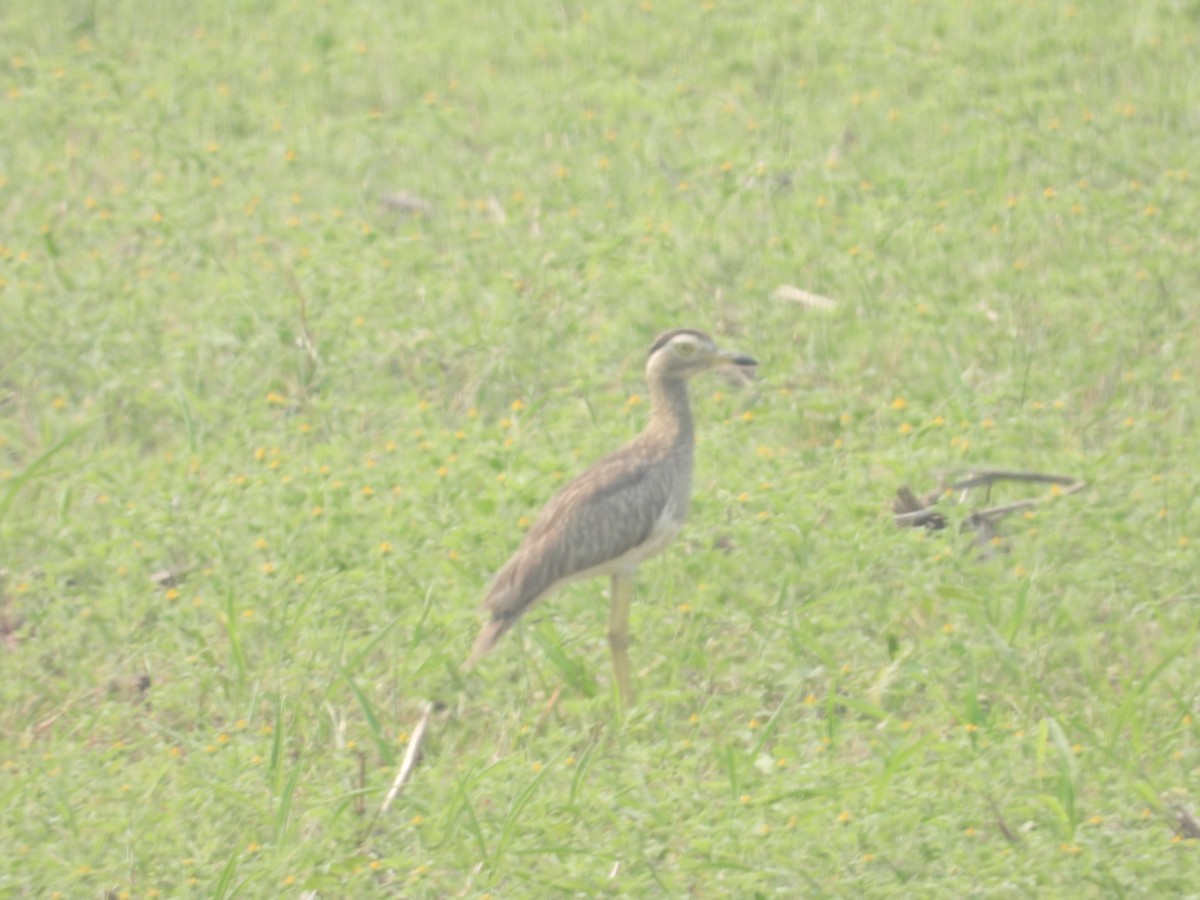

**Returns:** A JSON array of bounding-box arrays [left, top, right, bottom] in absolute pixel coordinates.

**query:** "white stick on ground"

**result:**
[[380, 701, 434, 814]]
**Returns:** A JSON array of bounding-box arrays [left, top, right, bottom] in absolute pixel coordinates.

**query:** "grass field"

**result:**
[[2, 0, 1198, 895]]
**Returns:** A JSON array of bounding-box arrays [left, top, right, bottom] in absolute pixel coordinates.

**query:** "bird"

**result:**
[[464, 328, 757, 705]]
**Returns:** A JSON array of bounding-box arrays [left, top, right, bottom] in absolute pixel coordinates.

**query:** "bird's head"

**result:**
[[645, 328, 758, 382]]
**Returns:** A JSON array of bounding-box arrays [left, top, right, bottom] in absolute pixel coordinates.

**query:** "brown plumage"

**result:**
[[465, 329, 757, 703]]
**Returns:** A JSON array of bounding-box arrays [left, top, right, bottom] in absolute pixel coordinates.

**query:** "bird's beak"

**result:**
[[717, 349, 758, 368]]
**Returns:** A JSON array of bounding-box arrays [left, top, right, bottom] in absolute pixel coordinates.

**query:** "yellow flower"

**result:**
[[891, 397, 907, 411]]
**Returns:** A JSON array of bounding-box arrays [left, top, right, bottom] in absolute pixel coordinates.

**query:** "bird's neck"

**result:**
[[645, 375, 694, 451]]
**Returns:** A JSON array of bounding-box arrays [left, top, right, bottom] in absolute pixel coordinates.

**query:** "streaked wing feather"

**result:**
[[483, 447, 671, 619]]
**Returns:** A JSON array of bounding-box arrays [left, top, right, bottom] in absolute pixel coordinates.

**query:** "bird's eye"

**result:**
[[675, 342, 697, 356]]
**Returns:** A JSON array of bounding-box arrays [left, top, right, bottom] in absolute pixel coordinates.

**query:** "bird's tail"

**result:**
[[462, 617, 511, 671]]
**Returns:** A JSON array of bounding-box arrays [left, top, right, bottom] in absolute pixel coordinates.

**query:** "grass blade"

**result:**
[[0, 424, 87, 524], [339, 667, 395, 766]]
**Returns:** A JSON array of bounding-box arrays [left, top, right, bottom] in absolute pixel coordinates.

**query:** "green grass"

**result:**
[[2, 0, 1198, 894]]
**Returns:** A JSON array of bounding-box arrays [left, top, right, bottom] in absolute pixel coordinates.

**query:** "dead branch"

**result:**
[[893, 468, 1086, 554]]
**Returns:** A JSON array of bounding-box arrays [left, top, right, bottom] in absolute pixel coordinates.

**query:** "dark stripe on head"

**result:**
[[646, 328, 713, 361]]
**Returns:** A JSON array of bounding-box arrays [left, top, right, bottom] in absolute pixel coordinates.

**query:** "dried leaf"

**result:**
[[1176, 808, 1200, 839], [771, 285, 837, 311], [149, 569, 186, 588], [380, 191, 433, 216]]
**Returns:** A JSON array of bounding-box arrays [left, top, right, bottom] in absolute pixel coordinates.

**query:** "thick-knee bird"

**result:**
[[464, 329, 757, 704]]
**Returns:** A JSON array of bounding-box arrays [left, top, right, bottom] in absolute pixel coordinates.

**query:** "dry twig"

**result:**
[[893, 469, 1086, 554], [379, 702, 435, 815]]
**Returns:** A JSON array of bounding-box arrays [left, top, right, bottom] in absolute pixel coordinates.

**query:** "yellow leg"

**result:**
[[608, 573, 635, 706]]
